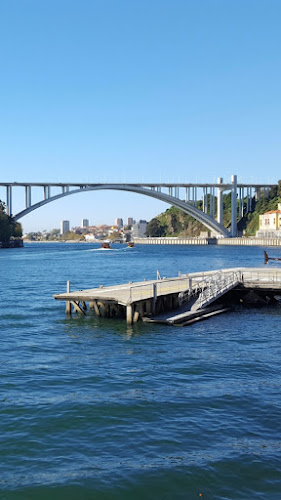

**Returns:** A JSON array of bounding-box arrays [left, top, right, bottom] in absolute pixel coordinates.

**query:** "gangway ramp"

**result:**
[[191, 270, 242, 311]]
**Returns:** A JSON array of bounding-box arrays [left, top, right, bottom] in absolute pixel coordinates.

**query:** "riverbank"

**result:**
[[133, 236, 281, 246], [0, 238, 23, 248]]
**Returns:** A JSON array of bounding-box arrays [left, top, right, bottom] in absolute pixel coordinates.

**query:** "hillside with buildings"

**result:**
[[24, 217, 148, 242], [146, 185, 281, 238]]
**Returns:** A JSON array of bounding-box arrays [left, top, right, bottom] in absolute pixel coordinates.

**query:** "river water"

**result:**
[[1, 243, 281, 499]]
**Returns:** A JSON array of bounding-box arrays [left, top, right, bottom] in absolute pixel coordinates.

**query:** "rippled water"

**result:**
[[1, 243, 281, 499]]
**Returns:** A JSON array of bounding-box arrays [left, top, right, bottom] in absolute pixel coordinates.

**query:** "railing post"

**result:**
[[152, 283, 157, 314], [65, 280, 71, 315]]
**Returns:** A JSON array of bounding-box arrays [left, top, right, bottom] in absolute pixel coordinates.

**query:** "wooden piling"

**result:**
[[65, 281, 71, 315], [133, 310, 139, 323], [90, 300, 100, 316], [126, 304, 133, 324], [70, 300, 86, 315]]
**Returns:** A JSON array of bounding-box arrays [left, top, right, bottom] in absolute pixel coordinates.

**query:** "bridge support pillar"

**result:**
[[238, 187, 242, 218], [44, 186, 50, 200], [246, 188, 250, 213], [203, 188, 206, 213], [231, 175, 237, 237], [25, 185, 31, 208], [210, 187, 215, 218], [217, 177, 223, 225], [6, 185, 12, 216], [193, 187, 197, 207]]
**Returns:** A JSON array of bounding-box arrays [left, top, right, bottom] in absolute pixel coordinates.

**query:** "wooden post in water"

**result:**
[[133, 310, 139, 323], [65, 280, 71, 315], [126, 304, 133, 324], [90, 300, 101, 316]]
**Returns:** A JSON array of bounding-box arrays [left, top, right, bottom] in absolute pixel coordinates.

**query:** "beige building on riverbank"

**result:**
[[256, 203, 281, 238]]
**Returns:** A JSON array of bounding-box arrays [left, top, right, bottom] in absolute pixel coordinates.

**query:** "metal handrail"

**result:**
[[193, 270, 242, 310], [127, 267, 281, 305]]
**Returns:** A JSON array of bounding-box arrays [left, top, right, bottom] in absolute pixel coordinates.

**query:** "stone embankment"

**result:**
[[133, 237, 281, 246]]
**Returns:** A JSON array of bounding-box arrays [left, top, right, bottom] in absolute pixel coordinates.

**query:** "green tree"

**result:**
[[146, 218, 167, 237], [0, 200, 23, 242], [12, 222, 22, 238], [0, 200, 12, 242]]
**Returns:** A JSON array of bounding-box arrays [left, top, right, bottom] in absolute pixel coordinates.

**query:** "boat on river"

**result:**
[[127, 242, 135, 248], [101, 241, 111, 249]]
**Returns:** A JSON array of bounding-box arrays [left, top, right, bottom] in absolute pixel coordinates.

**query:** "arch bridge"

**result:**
[[0, 175, 276, 237]]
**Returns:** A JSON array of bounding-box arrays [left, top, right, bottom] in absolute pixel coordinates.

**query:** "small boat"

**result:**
[[101, 241, 111, 249], [127, 242, 135, 248], [264, 251, 281, 264]]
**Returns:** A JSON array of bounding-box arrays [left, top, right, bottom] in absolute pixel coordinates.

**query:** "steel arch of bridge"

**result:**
[[11, 184, 230, 237]]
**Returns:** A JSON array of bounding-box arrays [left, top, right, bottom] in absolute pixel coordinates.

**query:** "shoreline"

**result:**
[[0, 239, 24, 249], [21, 237, 281, 246], [133, 237, 281, 246]]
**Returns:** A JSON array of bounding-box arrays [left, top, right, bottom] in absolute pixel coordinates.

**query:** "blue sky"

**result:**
[[1, 0, 281, 232]]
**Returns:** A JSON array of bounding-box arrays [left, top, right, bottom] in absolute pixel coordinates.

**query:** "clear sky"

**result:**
[[1, 0, 281, 233]]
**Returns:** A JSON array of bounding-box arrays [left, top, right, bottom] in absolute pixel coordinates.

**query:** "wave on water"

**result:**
[[87, 247, 136, 252], [88, 248, 122, 252]]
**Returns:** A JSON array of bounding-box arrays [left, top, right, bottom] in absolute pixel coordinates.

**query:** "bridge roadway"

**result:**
[[53, 267, 281, 324], [0, 175, 276, 237]]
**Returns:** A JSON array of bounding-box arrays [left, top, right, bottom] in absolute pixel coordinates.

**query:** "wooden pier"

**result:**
[[53, 267, 281, 325]]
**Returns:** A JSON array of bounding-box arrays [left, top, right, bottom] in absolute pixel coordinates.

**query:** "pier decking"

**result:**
[[53, 267, 281, 325]]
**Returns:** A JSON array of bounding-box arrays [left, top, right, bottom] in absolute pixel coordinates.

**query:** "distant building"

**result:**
[[115, 218, 123, 228], [84, 234, 96, 242], [132, 220, 148, 238], [81, 219, 89, 228], [127, 217, 134, 226], [256, 203, 281, 238], [60, 220, 70, 234]]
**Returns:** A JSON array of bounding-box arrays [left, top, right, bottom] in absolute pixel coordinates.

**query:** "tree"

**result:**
[[12, 222, 22, 238], [0, 200, 22, 242], [146, 218, 167, 237]]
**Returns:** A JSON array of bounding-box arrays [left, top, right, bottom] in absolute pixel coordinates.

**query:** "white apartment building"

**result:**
[[115, 218, 123, 228], [132, 220, 147, 238], [60, 220, 70, 234], [81, 219, 89, 228]]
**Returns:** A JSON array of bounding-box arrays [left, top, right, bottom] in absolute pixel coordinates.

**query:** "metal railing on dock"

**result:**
[[191, 270, 242, 310], [53, 267, 281, 324]]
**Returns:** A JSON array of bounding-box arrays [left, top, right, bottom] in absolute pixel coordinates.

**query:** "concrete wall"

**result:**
[[133, 237, 281, 247]]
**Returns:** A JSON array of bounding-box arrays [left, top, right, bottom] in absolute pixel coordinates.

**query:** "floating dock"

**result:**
[[53, 267, 281, 325]]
